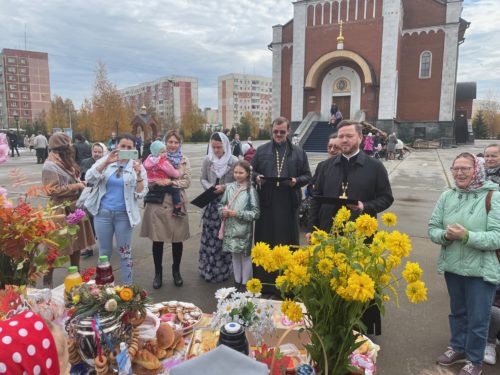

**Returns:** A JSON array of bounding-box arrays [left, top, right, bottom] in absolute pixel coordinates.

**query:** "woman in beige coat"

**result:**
[[41, 133, 95, 287], [140, 130, 191, 289]]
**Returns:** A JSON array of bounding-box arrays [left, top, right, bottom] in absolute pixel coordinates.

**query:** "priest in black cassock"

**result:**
[[308, 120, 394, 335], [251, 116, 311, 294]]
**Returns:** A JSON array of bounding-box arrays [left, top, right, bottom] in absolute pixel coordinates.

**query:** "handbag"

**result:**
[[144, 186, 171, 204], [76, 186, 93, 209], [484, 190, 500, 264]]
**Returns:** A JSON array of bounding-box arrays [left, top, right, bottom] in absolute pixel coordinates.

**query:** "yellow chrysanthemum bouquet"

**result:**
[[250, 208, 427, 375]]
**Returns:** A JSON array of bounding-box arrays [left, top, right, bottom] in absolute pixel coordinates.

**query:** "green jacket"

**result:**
[[428, 180, 500, 284], [218, 182, 260, 256]]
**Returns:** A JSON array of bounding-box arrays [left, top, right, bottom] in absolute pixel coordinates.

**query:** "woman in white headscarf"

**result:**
[[199, 132, 238, 282]]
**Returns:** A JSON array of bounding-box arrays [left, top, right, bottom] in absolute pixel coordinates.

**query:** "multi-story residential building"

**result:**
[[0, 48, 51, 128], [119, 76, 198, 131], [203, 107, 219, 125], [218, 74, 272, 130], [0, 57, 7, 129]]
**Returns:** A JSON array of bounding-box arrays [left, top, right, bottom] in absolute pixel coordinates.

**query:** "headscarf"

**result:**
[[163, 133, 183, 168], [453, 152, 485, 191], [48, 133, 71, 150], [207, 132, 232, 178], [0, 310, 61, 375]]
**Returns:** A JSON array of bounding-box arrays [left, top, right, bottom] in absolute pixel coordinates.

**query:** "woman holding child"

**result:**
[[141, 130, 191, 289]]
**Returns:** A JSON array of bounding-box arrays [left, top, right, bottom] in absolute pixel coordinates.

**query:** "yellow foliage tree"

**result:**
[[76, 62, 132, 141], [47, 95, 74, 131], [181, 103, 205, 140]]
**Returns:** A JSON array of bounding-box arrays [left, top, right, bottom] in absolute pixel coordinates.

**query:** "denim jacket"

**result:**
[[84, 157, 148, 227]]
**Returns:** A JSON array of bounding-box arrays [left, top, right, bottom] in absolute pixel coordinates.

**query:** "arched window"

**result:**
[[419, 51, 432, 79]]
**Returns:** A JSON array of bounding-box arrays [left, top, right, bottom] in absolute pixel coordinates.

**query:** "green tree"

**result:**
[[258, 128, 271, 140], [180, 104, 205, 140], [472, 110, 488, 139], [238, 117, 251, 140]]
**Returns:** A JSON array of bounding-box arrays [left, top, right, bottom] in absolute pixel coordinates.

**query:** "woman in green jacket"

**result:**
[[429, 152, 500, 375]]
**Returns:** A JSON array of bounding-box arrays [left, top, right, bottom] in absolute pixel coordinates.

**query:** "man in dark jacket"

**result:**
[[252, 116, 311, 294], [308, 120, 393, 335], [309, 121, 393, 230], [73, 134, 92, 166], [7, 131, 20, 157]]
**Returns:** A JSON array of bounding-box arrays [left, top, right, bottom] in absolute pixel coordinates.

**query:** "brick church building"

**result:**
[[270, 0, 474, 143]]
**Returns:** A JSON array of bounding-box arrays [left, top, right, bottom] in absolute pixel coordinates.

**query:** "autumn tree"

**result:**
[[47, 95, 73, 130], [241, 112, 260, 139], [180, 103, 206, 140]]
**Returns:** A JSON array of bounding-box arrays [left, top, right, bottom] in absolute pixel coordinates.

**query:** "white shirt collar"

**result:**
[[342, 149, 360, 161]]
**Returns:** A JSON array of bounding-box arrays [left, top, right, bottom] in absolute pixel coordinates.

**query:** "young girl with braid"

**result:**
[[218, 160, 260, 291]]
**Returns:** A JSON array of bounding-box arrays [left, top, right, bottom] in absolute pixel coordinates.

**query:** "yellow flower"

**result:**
[[382, 294, 390, 301], [246, 278, 262, 294], [271, 245, 293, 270], [386, 230, 412, 258], [72, 294, 81, 304], [286, 302, 304, 322], [343, 221, 356, 233], [330, 277, 339, 291], [402, 262, 423, 283], [373, 230, 388, 243], [292, 249, 310, 266], [252, 242, 271, 267], [275, 275, 287, 289], [382, 212, 398, 227], [336, 206, 351, 223], [335, 285, 349, 299], [369, 239, 384, 255], [285, 264, 311, 287], [318, 245, 335, 259], [317, 258, 334, 276], [406, 280, 428, 304], [379, 274, 391, 286], [332, 253, 347, 267], [311, 229, 328, 245], [345, 273, 375, 303], [355, 214, 378, 237], [386, 255, 402, 270]]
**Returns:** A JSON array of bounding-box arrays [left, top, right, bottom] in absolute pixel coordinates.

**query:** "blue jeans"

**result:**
[[444, 272, 497, 364], [94, 208, 134, 284]]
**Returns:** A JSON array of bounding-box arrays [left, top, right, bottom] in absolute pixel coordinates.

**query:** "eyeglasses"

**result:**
[[115, 166, 124, 178], [328, 145, 340, 149], [450, 167, 473, 173], [272, 130, 287, 135]]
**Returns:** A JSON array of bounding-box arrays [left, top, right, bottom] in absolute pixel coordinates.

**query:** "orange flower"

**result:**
[[119, 287, 134, 301]]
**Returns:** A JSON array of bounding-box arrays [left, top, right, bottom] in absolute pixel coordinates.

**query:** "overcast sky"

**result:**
[[0, 0, 497, 109]]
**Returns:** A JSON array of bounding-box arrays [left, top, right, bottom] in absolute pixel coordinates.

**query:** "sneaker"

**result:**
[[172, 208, 186, 217], [81, 249, 94, 259], [483, 343, 497, 365], [437, 347, 467, 366], [458, 362, 482, 375]]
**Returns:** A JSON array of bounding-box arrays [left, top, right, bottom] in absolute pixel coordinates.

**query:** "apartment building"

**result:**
[[218, 74, 272, 130]]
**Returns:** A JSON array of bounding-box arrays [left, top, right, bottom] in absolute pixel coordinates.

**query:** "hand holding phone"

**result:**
[[118, 149, 139, 160]]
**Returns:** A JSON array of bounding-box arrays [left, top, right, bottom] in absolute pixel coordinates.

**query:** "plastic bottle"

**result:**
[[117, 342, 132, 375], [95, 255, 114, 285], [64, 266, 82, 302]]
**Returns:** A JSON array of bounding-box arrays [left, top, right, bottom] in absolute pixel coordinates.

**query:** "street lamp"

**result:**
[[13, 113, 20, 138]]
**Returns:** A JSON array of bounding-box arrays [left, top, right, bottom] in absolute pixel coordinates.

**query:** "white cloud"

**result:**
[[1, 0, 493, 109], [0, 0, 293, 108], [458, 0, 500, 99]]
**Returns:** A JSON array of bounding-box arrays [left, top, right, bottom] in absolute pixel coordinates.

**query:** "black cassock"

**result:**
[[251, 140, 311, 294]]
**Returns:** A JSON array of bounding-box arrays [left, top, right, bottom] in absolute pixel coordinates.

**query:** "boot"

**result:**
[[172, 264, 183, 287], [153, 266, 162, 289]]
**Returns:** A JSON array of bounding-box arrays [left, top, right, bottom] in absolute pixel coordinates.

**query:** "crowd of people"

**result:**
[[2, 115, 499, 374]]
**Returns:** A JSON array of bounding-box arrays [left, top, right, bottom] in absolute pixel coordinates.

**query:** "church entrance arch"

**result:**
[[321, 66, 361, 121]]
